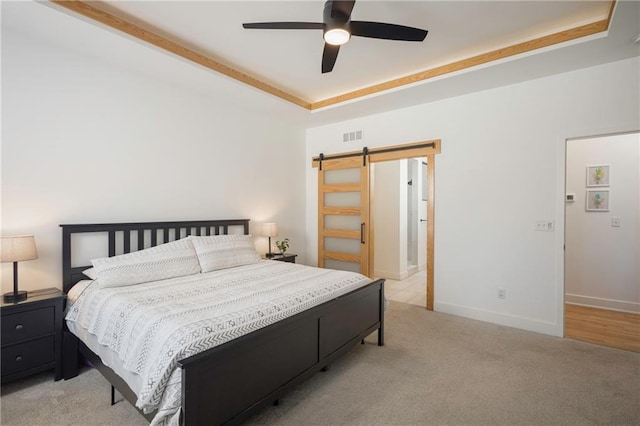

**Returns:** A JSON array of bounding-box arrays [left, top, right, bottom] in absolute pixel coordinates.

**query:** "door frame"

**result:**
[[313, 139, 441, 310]]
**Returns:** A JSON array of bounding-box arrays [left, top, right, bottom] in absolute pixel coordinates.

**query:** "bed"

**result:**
[[61, 219, 385, 425]]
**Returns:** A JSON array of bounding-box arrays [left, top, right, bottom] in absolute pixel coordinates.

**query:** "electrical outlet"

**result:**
[[535, 220, 554, 231], [611, 217, 621, 227], [497, 288, 506, 299]]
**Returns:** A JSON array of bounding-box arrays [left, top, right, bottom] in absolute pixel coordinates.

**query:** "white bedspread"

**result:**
[[65, 260, 371, 425]]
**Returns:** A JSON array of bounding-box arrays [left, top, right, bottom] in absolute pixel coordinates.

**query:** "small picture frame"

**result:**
[[586, 189, 609, 212], [586, 164, 610, 187]]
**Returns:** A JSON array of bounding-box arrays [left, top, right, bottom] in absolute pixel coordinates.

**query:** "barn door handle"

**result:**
[[361, 223, 365, 244]]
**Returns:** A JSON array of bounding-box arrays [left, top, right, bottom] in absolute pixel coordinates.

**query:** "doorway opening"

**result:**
[[372, 157, 428, 306], [314, 140, 440, 310], [564, 131, 640, 352]]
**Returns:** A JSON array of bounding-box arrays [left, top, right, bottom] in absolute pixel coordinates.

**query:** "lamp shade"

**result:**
[[1, 236, 38, 263], [262, 223, 278, 238]]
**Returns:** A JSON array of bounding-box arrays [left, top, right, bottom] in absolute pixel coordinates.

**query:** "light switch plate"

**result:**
[[535, 220, 555, 231], [612, 217, 621, 227]]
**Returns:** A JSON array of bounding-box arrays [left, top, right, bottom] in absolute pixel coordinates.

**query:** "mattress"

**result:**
[[65, 260, 372, 425]]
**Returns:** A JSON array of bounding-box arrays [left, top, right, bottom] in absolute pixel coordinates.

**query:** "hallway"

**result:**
[[565, 303, 640, 353], [384, 269, 427, 307]]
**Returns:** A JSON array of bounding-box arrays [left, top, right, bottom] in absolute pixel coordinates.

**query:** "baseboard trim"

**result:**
[[435, 301, 560, 336], [374, 269, 411, 281], [565, 293, 640, 313]]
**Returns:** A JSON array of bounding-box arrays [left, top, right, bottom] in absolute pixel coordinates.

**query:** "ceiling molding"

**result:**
[[49, 0, 311, 109], [48, 0, 616, 112], [309, 17, 611, 110]]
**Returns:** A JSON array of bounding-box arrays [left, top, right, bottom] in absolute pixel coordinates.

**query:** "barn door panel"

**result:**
[[318, 157, 370, 276]]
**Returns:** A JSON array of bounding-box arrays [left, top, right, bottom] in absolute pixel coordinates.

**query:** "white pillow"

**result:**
[[91, 239, 201, 287], [68, 279, 94, 303], [189, 234, 260, 272], [82, 267, 97, 280]]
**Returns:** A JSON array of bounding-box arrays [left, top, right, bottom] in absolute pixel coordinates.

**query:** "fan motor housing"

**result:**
[[323, 0, 350, 36]]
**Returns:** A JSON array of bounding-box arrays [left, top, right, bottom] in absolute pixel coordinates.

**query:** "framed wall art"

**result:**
[[586, 164, 610, 187], [586, 189, 609, 212]]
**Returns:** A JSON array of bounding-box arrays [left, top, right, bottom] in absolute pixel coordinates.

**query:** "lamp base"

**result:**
[[3, 290, 27, 303], [265, 253, 276, 259]]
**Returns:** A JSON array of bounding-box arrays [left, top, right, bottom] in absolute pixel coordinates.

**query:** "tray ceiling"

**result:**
[[46, 1, 614, 109]]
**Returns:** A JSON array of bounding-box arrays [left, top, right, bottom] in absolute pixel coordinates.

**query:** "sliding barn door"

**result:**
[[318, 157, 371, 277]]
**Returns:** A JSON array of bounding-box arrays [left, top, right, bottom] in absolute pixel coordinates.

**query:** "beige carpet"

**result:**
[[2, 302, 639, 425]]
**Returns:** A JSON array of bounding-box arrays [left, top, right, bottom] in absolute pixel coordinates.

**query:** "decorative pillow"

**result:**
[[91, 239, 201, 287], [189, 234, 261, 272], [82, 267, 97, 280]]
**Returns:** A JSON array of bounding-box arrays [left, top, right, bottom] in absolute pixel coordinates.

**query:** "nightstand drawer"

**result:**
[[1, 336, 55, 376], [1, 307, 54, 346]]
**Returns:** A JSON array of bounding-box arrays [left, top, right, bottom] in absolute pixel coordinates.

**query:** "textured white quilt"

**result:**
[[66, 260, 371, 425]]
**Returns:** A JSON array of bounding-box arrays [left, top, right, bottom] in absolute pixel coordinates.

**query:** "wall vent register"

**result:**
[[343, 130, 363, 142]]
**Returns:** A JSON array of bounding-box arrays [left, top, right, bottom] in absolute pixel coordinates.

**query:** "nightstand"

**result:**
[[270, 254, 297, 263], [1, 288, 65, 383]]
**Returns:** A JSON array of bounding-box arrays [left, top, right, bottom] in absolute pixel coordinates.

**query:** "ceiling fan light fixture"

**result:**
[[324, 28, 350, 45], [243, 0, 428, 73]]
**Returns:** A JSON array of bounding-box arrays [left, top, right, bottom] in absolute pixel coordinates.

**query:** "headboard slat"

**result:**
[[108, 231, 116, 257], [60, 219, 250, 293], [124, 231, 131, 254]]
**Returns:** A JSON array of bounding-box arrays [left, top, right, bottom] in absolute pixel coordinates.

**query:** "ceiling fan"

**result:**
[[242, 0, 428, 74]]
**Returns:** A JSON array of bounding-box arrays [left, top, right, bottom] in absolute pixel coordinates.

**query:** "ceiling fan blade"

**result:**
[[350, 21, 428, 42], [322, 43, 340, 74], [243, 22, 324, 30], [331, 0, 356, 20]]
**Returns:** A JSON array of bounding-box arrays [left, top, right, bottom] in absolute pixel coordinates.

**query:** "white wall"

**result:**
[[372, 160, 408, 280], [1, 28, 307, 292], [306, 57, 640, 336], [406, 157, 428, 272], [417, 160, 427, 272], [566, 133, 640, 313]]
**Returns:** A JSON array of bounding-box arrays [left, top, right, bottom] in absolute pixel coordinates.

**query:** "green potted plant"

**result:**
[[275, 238, 290, 255]]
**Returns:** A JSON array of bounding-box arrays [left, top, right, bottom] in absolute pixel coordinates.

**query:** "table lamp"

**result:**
[[2, 235, 38, 303], [262, 223, 278, 258]]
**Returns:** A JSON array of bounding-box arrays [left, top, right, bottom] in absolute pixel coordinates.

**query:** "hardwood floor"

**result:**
[[565, 303, 640, 353]]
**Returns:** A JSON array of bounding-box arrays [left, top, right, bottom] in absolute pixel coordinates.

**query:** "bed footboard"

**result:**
[[179, 279, 384, 425]]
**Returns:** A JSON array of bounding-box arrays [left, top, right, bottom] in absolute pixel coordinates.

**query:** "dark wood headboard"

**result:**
[[60, 219, 250, 293]]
